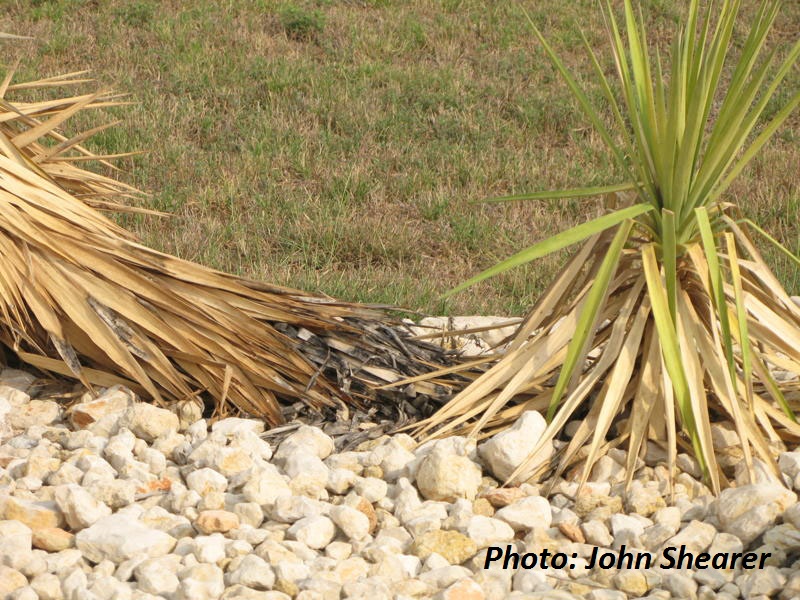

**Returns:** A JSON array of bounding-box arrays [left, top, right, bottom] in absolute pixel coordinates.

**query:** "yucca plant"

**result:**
[[412, 0, 800, 492]]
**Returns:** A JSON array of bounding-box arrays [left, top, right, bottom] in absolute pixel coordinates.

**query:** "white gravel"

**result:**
[[2, 365, 800, 600]]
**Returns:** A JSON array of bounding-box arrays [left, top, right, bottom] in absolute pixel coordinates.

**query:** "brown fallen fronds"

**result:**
[[0, 70, 461, 424]]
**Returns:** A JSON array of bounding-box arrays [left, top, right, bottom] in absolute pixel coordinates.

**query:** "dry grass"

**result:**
[[1, 0, 797, 316]]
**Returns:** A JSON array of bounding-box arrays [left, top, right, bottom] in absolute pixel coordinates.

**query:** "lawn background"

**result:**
[[2, 0, 798, 316]]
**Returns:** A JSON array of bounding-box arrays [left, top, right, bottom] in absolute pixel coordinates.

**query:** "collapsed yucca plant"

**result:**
[[0, 68, 459, 426], [412, 0, 800, 492]]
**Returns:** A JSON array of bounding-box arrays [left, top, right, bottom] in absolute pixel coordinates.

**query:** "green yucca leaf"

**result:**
[[661, 209, 677, 322], [527, 10, 637, 190], [696, 207, 737, 389], [604, 0, 660, 207], [690, 42, 800, 219], [712, 86, 800, 204], [0, 32, 33, 40], [443, 203, 652, 298], [581, 29, 634, 156], [479, 182, 636, 204], [642, 244, 706, 473], [739, 218, 800, 269], [546, 219, 633, 420], [725, 233, 753, 407]]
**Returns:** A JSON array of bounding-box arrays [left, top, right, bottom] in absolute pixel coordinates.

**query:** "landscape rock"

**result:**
[[495, 495, 551, 532], [188, 442, 253, 478], [194, 510, 240, 534], [365, 438, 415, 482], [625, 484, 665, 516], [661, 572, 697, 599], [763, 523, 800, 551], [31, 527, 74, 552], [8, 400, 61, 429], [662, 520, 717, 554], [211, 418, 265, 438], [2, 496, 64, 530], [590, 455, 626, 484], [652, 506, 681, 532], [186, 467, 228, 498], [225, 554, 275, 590], [178, 563, 225, 600], [118, 402, 179, 442], [233, 503, 264, 529], [274, 426, 334, 462], [411, 529, 478, 564], [69, 388, 133, 434], [0, 565, 28, 597], [434, 577, 486, 600], [287, 515, 335, 549], [353, 495, 377, 534], [0, 519, 33, 562], [284, 451, 329, 498], [175, 399, 204, 432], [481, 487, 526, 508], [5, 363, 800, 600], [582, 519, 613, 547], [479, 411, 552, 482], [613, 570, 650, 596], [139, 506, 194, 539], [778, 451, 800, 481], [327, 468, 357, 494], [466, 515, 515, 548], [242, 464, 291, 506], [134, 556, 182, 596], [29, 572, 62, 600], [717, 483, 797, 544], [230, 430, 273, 464], [60, 568, 88, 599], [416, 442, 482, 502], [610, 513, 647, 540], [330, 505, 371, 541], [352, 476, 386, 504], [75, 512, 177, 564], [54, 483, 112, 530], [738, 566, 786, 598], [191, 534, 227, 564], [268, 494, 324, 524], [0, 396, 11, 439]]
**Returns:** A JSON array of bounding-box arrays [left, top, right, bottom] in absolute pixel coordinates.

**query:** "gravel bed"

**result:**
[[1, 366, 800, 600]]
